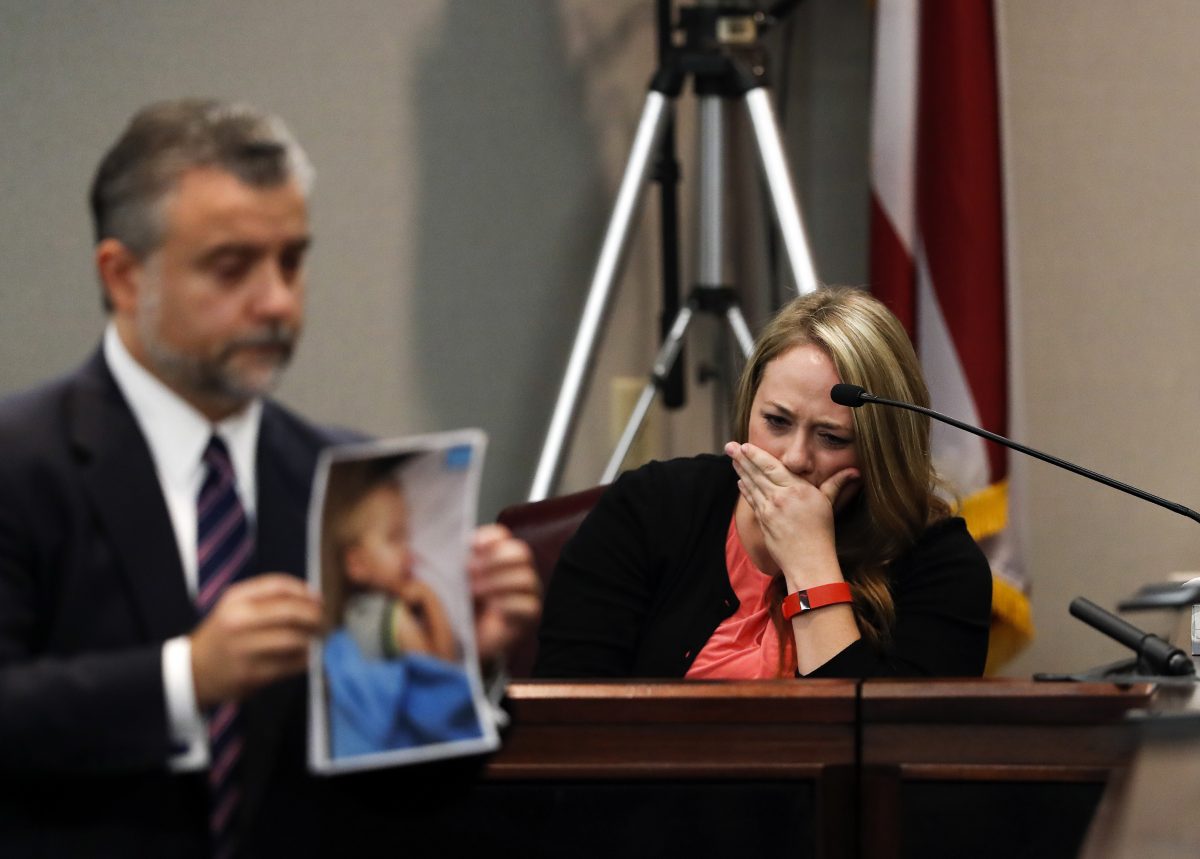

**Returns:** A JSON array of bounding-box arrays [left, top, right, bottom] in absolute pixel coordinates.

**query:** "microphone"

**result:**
[[1069, 597, 1195, 676], [828, 383, 1200, 526], [829, 383, 870, 407]]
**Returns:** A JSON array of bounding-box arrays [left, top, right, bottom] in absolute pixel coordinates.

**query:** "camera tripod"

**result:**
[[529, 3, 819, 500]]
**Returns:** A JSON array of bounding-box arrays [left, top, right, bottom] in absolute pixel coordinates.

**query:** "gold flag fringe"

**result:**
[[953, 480, 1034, 672]]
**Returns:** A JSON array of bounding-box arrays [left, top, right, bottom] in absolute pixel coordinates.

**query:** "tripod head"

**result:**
[[657, 0, 806, 97], [671, 0, 806, 46], [679, 3, 762, 49]]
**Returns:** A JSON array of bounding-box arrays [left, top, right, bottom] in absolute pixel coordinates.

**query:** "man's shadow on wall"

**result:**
[[410, 1, 648, 517]]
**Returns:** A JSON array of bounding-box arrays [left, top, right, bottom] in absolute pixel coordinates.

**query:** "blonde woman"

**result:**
[[535, 287, 991, 679]]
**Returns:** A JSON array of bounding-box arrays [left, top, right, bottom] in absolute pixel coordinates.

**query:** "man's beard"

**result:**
[[137, 294, 297, 411]]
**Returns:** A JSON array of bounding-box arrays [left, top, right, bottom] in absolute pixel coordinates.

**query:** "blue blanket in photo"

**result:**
[[324, 629, 483, 759]]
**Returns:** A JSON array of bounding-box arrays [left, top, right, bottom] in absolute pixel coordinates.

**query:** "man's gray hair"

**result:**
[[89, 98, 314, 265]]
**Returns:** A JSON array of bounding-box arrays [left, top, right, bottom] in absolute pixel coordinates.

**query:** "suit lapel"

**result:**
[[68, 352, 195, 642], [240, 403, 326, 824], [252, 404, 316, 582]]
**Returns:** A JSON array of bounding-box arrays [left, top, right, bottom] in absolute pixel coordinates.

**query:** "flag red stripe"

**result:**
[[916, 0, 1008, 481], [869, 194, 918, 338]]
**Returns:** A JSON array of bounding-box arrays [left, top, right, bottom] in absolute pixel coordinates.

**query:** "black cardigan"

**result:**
[[534, 455, 992, 678]]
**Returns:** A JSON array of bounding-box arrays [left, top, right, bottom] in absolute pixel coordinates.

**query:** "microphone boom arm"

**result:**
[[856, 390, 1200, 527]]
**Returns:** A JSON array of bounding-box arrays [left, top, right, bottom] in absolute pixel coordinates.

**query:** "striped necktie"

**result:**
[[197, 435, 253, 859]]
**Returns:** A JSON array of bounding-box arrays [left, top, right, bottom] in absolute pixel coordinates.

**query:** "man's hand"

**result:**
[[468, 524, 541, 668], [190, 574, 322, 710]]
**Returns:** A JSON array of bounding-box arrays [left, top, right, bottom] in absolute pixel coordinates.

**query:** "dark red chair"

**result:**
[[496, 484, 607, 677]]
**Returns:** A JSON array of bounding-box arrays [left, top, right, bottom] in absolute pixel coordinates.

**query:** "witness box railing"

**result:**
[[480, 679, 1152, 859]]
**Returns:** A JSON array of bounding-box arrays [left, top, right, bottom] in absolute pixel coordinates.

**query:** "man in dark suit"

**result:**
[[0, 99, 541, 857]]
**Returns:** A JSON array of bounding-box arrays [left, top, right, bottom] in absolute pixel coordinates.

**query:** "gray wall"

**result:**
[[4, 0, 1198, 677]]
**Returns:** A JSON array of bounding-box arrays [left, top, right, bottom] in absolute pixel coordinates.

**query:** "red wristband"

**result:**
[[781, 581, 853, 620]]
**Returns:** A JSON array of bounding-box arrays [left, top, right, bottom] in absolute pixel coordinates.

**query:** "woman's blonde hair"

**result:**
[[733, 287, 949, 652]]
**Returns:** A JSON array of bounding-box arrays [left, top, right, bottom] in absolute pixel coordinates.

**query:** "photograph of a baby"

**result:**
[[308, 433, 498, 772]]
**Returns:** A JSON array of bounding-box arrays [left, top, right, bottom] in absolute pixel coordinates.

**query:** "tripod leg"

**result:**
[[742, 87, 820, 295], [696, 94, 725, 289], [529, 91, 673, 501], [723, 303, 756, 359], [603, 384, 659, 485], [602, 302, 697, 483]]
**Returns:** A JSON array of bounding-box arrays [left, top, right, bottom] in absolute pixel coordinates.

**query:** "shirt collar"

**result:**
[[103, 323, 262, 510]]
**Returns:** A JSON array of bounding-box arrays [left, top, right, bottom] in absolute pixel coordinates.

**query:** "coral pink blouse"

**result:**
[[685, 515, 797, 679]]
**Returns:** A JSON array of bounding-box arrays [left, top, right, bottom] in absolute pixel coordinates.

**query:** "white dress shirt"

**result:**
[[103, 324, 262, 769]]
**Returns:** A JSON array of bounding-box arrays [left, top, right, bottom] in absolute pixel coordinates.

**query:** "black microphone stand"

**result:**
[[1063, 597, 1194, 679]]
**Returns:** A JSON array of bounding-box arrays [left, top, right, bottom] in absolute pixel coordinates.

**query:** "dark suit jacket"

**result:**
[[0, 350, 338, 857]]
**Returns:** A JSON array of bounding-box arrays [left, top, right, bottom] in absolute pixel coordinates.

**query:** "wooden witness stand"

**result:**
[[482, 679, 1152, 859]]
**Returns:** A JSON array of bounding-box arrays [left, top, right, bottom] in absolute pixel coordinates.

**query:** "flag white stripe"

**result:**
[[914, 240, 991, 497], [868, 0, 919, 252]]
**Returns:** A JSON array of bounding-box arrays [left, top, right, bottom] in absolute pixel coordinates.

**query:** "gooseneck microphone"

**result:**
[[829, 383, 1200, 526], [1069, 597, 1195, 676], [832, 382, 1200, 678]]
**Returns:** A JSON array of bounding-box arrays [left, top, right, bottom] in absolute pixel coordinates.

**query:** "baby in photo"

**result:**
[[329, 460, 458, 663]]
